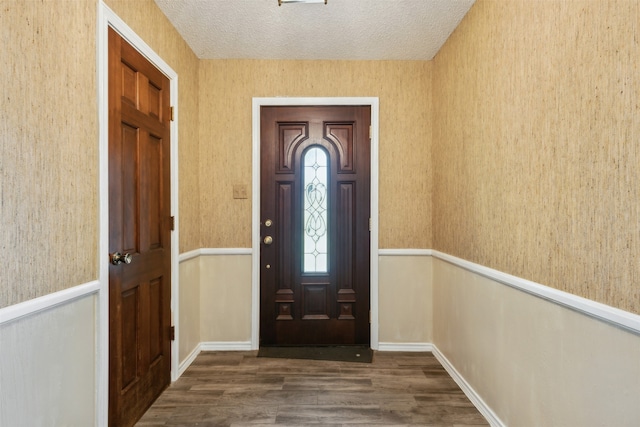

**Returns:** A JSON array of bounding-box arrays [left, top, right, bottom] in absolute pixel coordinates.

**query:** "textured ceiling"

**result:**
[[153, 0, 476, 60]]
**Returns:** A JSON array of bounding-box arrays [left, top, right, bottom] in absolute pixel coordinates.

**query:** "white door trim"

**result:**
[[251, 97, 380, 350], [98, 3, 180, 425]]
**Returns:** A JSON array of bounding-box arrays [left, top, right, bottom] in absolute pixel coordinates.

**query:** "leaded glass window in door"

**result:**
[[303, 147, 328, 273]]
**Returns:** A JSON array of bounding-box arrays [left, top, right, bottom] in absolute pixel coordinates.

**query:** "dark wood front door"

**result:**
[[260, 106, 371, 346], [108, 28, 172, 427]]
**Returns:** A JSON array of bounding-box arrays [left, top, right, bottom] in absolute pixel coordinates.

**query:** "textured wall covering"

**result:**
[[433, 0, 640, 313], [199, 60, 432, 249], [106, 0, 202, 254], [0, 0, 98, 307]]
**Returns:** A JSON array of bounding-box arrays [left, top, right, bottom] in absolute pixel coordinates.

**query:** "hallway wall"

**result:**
[[433, 257, 640, 425], [0, 295, 96, 427], [0, 0, 97, 308], [198, 59, 432, 250], [432, 1, 640, 424], [3, 0, 639, 425], [0, 1, 202, 425], [432, 0, 640, 315], [183, 252, 434, 353], [0, 1, 100, 424]]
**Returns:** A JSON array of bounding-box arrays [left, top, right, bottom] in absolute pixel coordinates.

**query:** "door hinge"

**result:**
[[369, 125, 372, 139], [170, 106, 175, 122], [369, 310, 372, 323], [170, 325, 175, 341], [369, 217, 372, 232], [170, 216, 175, 231]]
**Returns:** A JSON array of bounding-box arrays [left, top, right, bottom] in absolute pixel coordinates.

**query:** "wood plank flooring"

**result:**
[[136, 351, 489, 427]]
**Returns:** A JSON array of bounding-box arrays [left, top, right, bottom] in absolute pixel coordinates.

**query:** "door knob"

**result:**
[[111, 252, 133, 265], [263, 236, 273, 245]]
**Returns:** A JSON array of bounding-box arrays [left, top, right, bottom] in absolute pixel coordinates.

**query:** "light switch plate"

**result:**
[[233, 184, 248, 199]]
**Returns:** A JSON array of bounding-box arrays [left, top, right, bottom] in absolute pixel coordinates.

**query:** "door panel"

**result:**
[[108, 28, 171, 427], [260, 106, 371, 346]]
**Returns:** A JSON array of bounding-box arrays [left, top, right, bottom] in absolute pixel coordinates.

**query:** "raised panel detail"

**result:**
[[146, 135, 162, 250], [149, 277, 163, 362], [278, 123, 308, 173], [275, 289, 294, 302], [121, 287, 139, 390], [338, 303, 354, 320], [278, 183, 293, 291], [337, 289, 356, 302], [121, 62, 137, 107], [337, 183, 354, 292], [148, 83, 161, 120], [277, 303, 293, 320], [324, 122, 355, 173], [302, 283, 330, 320], [122, 123, 139, 254]]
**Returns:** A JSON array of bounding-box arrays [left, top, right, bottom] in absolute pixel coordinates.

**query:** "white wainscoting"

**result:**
[[0, 280, 100, 325], [432, 253, 640, 426], [176, 248, 640, 426], [0, 283, 99, 427], [431, 344, 505, 427], [432, 250, 640, 335]]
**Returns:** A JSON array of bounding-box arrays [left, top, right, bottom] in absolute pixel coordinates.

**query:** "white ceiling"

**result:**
[[153, 0, 476, 61]]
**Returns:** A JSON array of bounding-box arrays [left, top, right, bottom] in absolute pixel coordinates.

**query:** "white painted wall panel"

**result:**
[[0, 294, 96, 426], [433, 258, 640, 426], [379, 254, 433, 344]]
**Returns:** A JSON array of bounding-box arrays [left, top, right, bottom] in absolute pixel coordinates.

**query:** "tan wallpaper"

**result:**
[[0, 0, 97, 307], [106, 0, 202, 253], [432, 0, 640, 314], [198, 60, 432, 249]]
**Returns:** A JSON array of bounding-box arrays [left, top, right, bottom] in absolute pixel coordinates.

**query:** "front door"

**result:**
[[260, 106, 371, 346], [108, 28, 172, 427]]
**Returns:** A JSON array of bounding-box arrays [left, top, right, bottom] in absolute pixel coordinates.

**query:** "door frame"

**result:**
[[251, 98, 380, 350], [98, 3, 180, 425]]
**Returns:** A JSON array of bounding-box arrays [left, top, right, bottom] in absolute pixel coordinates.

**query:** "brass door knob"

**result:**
[[263, 236, 273, 245], [110, 252, 133, 265]]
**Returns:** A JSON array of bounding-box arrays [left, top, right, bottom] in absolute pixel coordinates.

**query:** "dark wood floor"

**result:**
[[136, 351, 489, 426]]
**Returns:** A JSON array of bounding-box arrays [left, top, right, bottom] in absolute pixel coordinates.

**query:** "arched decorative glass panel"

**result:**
[[303, 147, 328, 273]]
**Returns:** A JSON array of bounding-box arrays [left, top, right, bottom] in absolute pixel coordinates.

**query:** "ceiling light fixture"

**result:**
[[278, 0, 327, 6]]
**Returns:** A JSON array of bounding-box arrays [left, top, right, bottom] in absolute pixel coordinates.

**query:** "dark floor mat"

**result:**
[[257, 345, 373, 363]]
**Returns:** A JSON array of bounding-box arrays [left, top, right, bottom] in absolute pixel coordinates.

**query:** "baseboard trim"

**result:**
[[177, 341, 253, 378], [178, 343, 202, 377], [377, 342, 433, 352], [200, 341, 253, 351], [432, 344, 505, 427], [0, 280, 100, 325]]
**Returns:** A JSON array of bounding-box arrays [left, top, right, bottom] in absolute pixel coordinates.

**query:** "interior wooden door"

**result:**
[[260, 106, 371, 346], [108, 28, 172, 427]]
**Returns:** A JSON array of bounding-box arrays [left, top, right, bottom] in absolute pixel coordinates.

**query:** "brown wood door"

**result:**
[[108, 28, 172, 427], [260, 106, 371, 346]]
